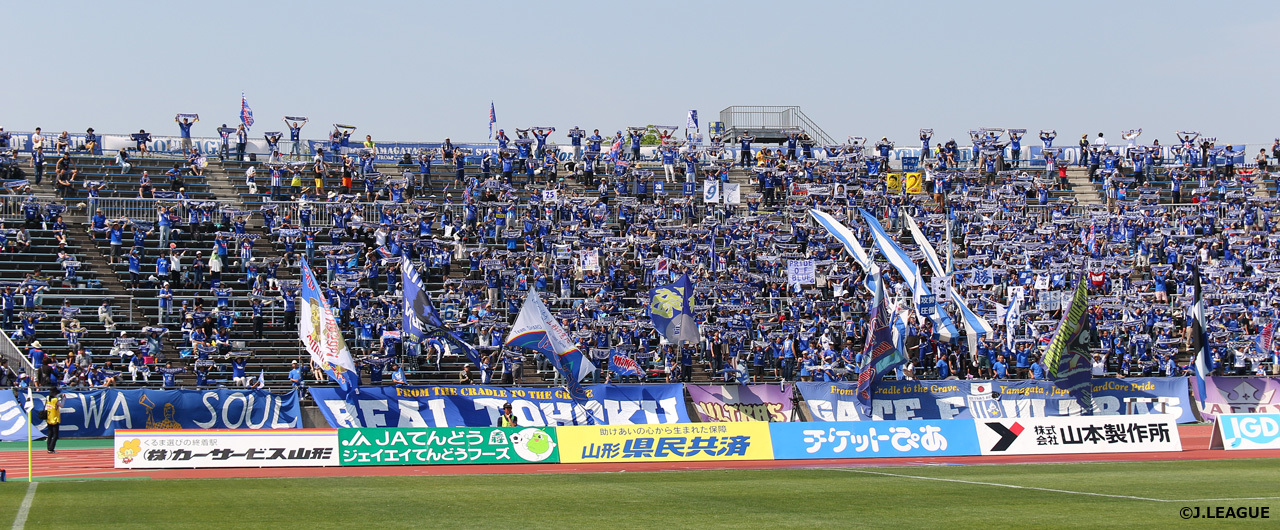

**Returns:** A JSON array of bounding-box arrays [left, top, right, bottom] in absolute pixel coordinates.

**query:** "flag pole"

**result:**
[[27, 391, 32, 482]]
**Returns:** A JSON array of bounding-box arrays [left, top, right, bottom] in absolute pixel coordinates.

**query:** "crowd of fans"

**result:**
[[1, 123, 1278, 394]]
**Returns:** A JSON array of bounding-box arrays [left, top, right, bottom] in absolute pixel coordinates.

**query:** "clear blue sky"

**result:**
[[7, 0, 1278, 146]]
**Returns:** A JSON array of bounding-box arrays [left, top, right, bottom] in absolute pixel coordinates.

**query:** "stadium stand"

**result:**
[[0, 125, 1277, 398]]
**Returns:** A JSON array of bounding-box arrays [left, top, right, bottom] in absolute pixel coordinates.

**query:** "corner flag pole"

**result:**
[[26, 388, 33, 482]]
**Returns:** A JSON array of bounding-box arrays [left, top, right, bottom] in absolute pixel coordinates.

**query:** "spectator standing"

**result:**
[[45, 389, 62, 453], [176, 114, 197, 152]]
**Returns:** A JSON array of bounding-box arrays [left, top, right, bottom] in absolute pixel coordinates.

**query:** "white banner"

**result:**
[[113, 429, 339, 468], [976, 414, 1182, 455], [580, 250, 599, 272], [786, 259, 816, 286], [724, 183, 741, 205], [703, 180, 720, 203]]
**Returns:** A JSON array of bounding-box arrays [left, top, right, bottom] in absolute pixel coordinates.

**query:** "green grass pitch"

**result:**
[[2, 459, 1278, 528]]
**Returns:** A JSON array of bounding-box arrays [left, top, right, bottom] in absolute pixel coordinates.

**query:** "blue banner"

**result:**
[[797, 378, 1196, 423], [309, 384, 689, 428], [770, 420, 980, 459], [25, 389, 302, 437], [0, 390, 41, 441]]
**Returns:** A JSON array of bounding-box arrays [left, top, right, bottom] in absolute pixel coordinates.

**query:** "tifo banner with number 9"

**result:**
[[769, 420, 980, 459], [557, 422, 773, 463], [338, 427, 559, 465]]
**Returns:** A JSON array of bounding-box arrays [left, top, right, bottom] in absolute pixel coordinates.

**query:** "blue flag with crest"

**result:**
[[648, 274, 701, 345]]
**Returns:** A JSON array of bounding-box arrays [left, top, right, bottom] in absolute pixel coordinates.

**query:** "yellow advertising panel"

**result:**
[[885, 173, 901, 194], [557, 422, 774, 463], [903, 172, 922, 194]]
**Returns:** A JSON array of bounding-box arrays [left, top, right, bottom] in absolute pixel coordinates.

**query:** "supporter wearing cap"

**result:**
[[498, 402, 518, 427]]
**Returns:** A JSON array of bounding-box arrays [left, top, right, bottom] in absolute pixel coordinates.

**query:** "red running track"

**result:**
[[2, 424, 1278, 481]]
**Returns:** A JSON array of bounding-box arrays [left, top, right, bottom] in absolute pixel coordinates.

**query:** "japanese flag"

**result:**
[[970, 381, 999, 395]]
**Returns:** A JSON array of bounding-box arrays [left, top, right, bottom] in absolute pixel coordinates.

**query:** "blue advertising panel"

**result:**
[[770, 420, 980, 459]]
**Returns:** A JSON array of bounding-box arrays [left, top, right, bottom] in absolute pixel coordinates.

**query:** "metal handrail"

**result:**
[[82, 197, 234, 223], [0, 323, 35, 377]]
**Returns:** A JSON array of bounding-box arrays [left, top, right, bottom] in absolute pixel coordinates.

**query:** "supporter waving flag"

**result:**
[[505, 289, 599, 424], [402, 260, 483, 369], [299, 258, 359, 393], [1042, 274, 1093, 412]]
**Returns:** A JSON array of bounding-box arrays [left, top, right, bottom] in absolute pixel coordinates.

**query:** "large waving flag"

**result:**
[[902, 212, 945, 277], [299, 258, 359, 393], [809, 208, 878, 295], [240, 92, 254, 128], [1187, 265, 1211, 409], [855, 274, 903, 416], [809, 209, 872, 271], [506, 289, 599, 423], [903, 210, 991, 354], [858, 208, 958, 340], [648, 274, 701, 344], [402, 260, 483, 369], [1042, 274, 1093, 411]]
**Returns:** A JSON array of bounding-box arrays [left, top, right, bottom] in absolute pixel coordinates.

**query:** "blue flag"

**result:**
[[402, 260, 483, 370], [240, 92, 254, 128], [488, 101, 496, 139], [855, 275, 902, 416], [608, 350, 644, 378], [648, 274, 701, 344]]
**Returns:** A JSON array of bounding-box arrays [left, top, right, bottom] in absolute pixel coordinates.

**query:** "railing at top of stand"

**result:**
[[717, 106, 836, 146]]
